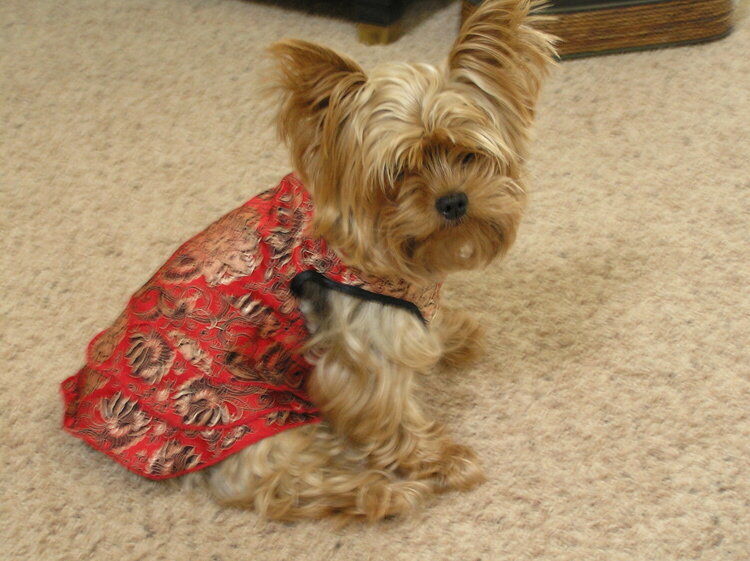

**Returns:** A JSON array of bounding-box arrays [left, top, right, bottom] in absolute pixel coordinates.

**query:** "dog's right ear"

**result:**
[[267, 40, 367, 181]]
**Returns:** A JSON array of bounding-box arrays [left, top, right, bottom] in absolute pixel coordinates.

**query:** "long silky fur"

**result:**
[[182, 0, 556, 521], [184, 291, 485, 521]]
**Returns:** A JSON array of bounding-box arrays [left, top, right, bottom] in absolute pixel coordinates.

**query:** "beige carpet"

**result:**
[[2, 0, 749, 559]]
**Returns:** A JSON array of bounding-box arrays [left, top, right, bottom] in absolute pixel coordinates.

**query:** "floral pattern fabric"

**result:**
[[61, 173, 440, 479]]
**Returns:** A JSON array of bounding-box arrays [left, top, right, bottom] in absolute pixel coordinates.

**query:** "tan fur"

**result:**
[[182, 0, 555, 521]]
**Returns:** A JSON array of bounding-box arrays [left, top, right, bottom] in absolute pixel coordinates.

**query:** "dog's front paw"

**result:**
[[434, 443, 486, 492], [354, 479, 432, 521], [437, 309, 485, 369]]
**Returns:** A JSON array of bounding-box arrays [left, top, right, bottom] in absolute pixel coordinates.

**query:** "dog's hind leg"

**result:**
[[189, 423, 432, 521]]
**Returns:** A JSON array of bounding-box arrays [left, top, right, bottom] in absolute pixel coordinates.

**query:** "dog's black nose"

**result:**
[[435, 192, 468, 220]]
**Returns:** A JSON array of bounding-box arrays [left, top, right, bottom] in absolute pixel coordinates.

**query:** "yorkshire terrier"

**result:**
[[61, 0, 556, 521]]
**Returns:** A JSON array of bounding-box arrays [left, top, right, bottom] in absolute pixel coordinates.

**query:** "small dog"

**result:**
[[61, 0, 555, 521]]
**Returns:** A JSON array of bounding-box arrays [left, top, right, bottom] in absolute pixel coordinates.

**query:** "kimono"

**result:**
[[61, 173, 440, 479]]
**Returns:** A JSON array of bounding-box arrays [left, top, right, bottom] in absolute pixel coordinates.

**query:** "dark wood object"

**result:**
[[462, 0, 734, 58], [355, 0, 405, 44]]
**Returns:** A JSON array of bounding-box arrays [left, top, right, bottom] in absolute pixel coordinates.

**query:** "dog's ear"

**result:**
[[267, 39, 367, 181], [448, 0, 556, 126]]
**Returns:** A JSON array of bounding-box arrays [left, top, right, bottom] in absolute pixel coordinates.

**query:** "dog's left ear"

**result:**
[[268, 39, 367, 181], [448, 0, 556, 126]]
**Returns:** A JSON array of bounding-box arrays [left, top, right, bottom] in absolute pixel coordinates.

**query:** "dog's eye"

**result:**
[[461, 152, 478, 166], [393, 169, 406, 184]]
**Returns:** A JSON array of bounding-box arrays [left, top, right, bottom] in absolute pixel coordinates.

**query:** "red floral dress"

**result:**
[[61, 174, 440, 479]]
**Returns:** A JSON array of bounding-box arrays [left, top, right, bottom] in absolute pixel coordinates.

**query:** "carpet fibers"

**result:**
[[2, 1, 749, 559]]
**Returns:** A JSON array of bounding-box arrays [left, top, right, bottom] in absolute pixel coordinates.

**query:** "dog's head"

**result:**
[[268, 0, 556, 285]]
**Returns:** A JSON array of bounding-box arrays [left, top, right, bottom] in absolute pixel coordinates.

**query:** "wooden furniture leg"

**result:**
[[354, 0, 405, 45]]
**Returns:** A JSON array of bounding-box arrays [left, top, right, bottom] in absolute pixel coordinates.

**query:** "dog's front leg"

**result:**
[[432, 307, 486, 369], [301, 286, 485, 493]]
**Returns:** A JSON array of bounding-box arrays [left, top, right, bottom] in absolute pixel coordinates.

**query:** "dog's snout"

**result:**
[[435, 192, 468, 220]]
